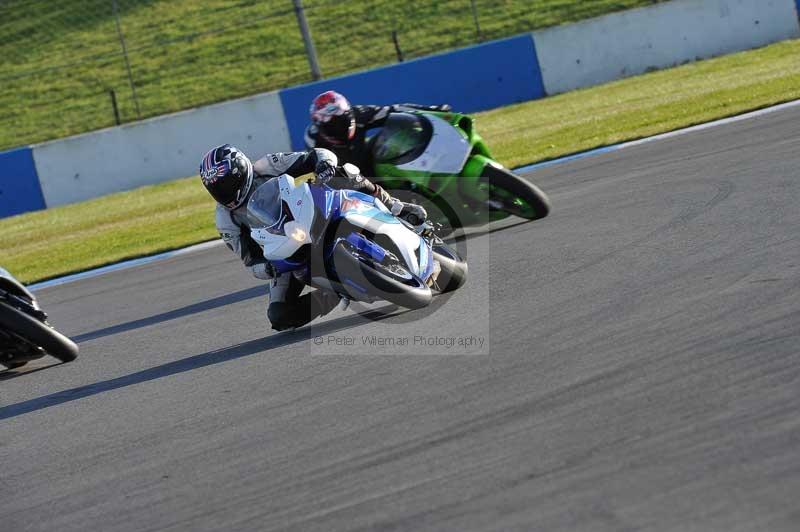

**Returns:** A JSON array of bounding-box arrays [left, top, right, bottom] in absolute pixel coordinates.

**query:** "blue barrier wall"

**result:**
[[279, 34, 545, 150], [0, 148, 45, 218]]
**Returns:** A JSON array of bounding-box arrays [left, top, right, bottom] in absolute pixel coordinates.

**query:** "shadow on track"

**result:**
[[0, 306, 410, 421], [1, 220, 532, 418], [72, 285, 266, 343], [0, 361, 63, 381], [69, 219, 532, 345], [445, 218, 534, 243]]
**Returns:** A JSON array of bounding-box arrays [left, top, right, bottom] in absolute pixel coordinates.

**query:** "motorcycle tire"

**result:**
[[0, 302, 78, 363], [480, 165, 551, 221], [331, 244, 432, 310], [432, 244, 468, 293]]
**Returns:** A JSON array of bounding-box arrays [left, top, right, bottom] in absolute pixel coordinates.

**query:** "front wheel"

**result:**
[[432, 244, 467, 293], [0, 302, 78, 363], [479, 165, 550, 221], [331, 244, 433, 310]]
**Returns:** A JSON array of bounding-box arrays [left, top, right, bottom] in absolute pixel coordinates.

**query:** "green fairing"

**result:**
[[372, 109, 547, 226]]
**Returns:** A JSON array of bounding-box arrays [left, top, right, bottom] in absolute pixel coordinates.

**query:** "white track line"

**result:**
[[28, 98, 800, 291]]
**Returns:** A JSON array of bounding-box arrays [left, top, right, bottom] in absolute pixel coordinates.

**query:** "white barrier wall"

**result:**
[[33, 91, 291, 207], [534, 0, 800, 95]]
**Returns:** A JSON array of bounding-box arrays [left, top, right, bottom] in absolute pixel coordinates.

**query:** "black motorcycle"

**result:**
[[0, 267, 78, 369]]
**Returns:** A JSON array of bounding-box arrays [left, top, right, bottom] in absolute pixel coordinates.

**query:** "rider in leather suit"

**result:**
[[200, 144, 427, 331], [304, 90, 451, 175]]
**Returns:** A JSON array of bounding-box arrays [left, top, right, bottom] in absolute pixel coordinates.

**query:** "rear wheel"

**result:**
[[479, 165, 550, 220], [0, 302, 78, 363]]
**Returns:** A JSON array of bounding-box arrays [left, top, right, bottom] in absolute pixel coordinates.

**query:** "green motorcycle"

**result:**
[[369, 110, 550, 230]]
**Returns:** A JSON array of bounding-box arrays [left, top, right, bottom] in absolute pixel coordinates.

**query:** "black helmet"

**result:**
[[199, 144, 253, 209]]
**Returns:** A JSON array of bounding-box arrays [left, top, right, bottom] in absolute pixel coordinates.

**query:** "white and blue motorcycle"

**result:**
[[246, 165, 467, 310]]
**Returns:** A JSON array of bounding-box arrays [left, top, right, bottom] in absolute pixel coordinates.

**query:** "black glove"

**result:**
[[388, 198, 428, 228], [314, 159, 336, 185]]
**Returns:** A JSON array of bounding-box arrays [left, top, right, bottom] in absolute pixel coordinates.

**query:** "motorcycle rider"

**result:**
[[304, 90, 451, 174], [199, 144, 427, 331]]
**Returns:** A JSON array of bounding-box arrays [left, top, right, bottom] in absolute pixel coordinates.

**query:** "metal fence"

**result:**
[[0, 0, 661, 150]]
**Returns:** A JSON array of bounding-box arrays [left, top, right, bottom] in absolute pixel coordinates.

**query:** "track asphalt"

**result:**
[[2, 106, 799, 531]]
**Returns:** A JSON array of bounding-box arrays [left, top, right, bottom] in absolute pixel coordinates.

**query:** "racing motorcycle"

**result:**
[[0, 266, 78, 369], [246, 165, 467, 310], [370, 109, 551, 229]]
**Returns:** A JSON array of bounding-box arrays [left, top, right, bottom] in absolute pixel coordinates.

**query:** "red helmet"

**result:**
[[309, 90, 356, 146]]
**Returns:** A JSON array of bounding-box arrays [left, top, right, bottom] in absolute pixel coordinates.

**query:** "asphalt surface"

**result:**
[[2, 106, 800, 532]]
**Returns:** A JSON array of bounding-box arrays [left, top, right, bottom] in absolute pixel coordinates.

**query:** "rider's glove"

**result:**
[[388, 198, 428, 228], [314, 159, 336, 185]]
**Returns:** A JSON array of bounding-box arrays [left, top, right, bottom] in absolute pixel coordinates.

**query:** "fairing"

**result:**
[[375, 113, 471, 174]]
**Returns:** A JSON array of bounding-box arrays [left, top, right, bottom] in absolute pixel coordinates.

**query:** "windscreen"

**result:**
[[371, 112, 433, 165], [245, 179, 283, 231]]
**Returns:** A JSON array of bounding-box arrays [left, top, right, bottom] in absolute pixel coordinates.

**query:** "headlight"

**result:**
[[290, 227, 307, 242]]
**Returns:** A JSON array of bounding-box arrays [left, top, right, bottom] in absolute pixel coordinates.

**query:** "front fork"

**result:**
[[454, 155, 510, 223]]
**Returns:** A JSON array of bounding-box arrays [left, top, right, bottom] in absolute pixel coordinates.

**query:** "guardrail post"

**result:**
[[392, 30, 404, 62], [112, 0, 142, 118], [470, 0, 483, 41], [109, 89, 121, 125], [292, 0, 323, 81]]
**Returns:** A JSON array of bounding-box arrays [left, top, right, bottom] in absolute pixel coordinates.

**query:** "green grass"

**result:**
[[2, 177, 219, 285], [3, 38, 800, 285], [0, 0, 665, 151]]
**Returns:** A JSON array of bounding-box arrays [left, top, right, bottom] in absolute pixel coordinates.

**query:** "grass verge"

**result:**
[[3, 38, 800, 284]]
